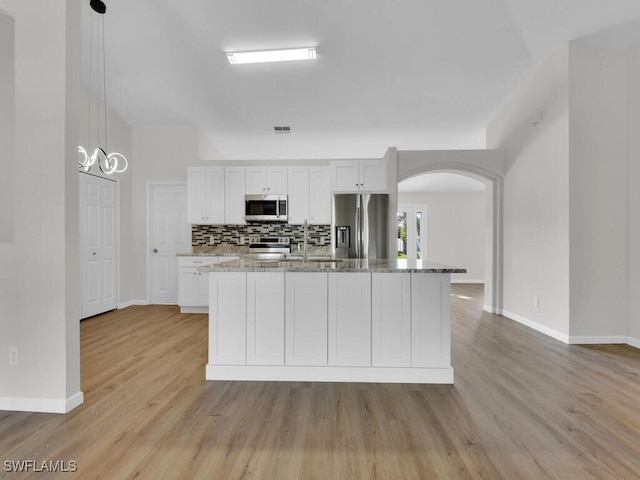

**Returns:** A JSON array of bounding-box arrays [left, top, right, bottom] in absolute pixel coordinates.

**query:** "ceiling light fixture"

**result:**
[[79, 0, 128, 175], [226, 47, 317, 65]]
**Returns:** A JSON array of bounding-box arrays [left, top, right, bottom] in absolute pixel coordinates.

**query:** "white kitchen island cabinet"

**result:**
[[328, 272, 371, 367], [204, 258, 464, 384], [285, 272, 328, 366], [247, 272, 285, 366]]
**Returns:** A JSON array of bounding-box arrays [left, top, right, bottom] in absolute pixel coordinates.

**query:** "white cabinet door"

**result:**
[[328, 273, 371, 366], [209, 272, 246, 365], [247, 272, 285, 365], [309, 166, 331, 224], [224, 167, 246, 224], [287, 166, 309, 225], [187, 167, 225, 224], [187, 167, 206, 224], [372, 273, 411, 367], [285, 273, 328, 366], [330, 160, 388, 193], [245, 167, 267, 195], [411, 273, 450, 368], [178, 256, 218, 307], [359, 160, 388, 192], [178, 268, 199, 306], [331, 161, 360, 192], [245, 167, 288, 194], [267, 167, 288, 194], [204, 168, 225, 223]]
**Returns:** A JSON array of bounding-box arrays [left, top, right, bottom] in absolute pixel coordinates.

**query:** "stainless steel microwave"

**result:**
[[245, 194, 288, 222]]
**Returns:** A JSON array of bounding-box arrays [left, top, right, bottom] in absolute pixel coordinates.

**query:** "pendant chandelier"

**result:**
[[78, 0, 128, 174]]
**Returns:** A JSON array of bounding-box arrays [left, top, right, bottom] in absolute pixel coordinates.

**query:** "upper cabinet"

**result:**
[[309, 166, 331, 224], [287, 166, 331, 225], [224, 167, 246, 224], [287, 167, 310, 225], [245, 167, 288, 195], [187, 167, 225, 224], [187, 163, 334, 225], [330, 160, 388, 193]]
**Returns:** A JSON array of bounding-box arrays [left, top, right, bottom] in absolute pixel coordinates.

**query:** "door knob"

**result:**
[[153, 248, 158, 253]]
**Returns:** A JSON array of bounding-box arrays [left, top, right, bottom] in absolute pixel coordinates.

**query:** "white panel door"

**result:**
[[285, 272, 328, 366], [411, 273, 450, 367], [80, 173, 117, 319], [328, 272, 371, 366], [287, 167, 309, 224], [247, 272, 285, 365], [209, 272, 247, 365], [372, 273, 411, 367], [309, 166, 331, 224], [224, 167, 246, 224], [149, 184, 191, 304]]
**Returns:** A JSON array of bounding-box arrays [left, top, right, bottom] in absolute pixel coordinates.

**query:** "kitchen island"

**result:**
[[200, 258, 465, 384]]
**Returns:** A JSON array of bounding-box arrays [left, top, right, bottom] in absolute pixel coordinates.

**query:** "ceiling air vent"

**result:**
[[274, 126, 291, 134]]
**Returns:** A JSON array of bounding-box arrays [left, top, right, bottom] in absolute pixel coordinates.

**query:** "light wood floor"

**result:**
[[2, 284, 640, 479]]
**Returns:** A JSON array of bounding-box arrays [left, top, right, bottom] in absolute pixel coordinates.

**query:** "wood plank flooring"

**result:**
[[1, 284, 640, 479]]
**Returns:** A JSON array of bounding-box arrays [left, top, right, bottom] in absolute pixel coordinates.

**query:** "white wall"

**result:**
[[398, 191, 485, 282], [626, 44, 640, 346], [0, 0, 83, 412], [487, 46, 571, 340], [0, 12, 14, 243], [568, 42, 629, 340]]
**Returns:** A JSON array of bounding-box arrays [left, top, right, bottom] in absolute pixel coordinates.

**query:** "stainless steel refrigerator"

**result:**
[[332, 193, 389, 259]]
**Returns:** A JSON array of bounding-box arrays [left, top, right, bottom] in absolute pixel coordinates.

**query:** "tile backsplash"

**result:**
[[192, 223, 331, 247]]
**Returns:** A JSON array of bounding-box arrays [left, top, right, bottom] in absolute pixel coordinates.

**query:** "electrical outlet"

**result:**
[[9, 346, 18, 366], [533, 296, 539, 308], [239, 236, 245, 245], [209, 235, 215, 245]]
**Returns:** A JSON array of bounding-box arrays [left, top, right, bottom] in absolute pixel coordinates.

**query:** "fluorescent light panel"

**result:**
[[227, 47, 317, 65]]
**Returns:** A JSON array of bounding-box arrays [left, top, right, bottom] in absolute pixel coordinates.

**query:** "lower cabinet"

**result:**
[[411, 273, 450, 368], [209, 272, 247, 365], [247, 272, 285, 365], [372, 273, 411, 367], [285, 272, 328, 366], [178, 257, 218, 311], [328, 272, 371, 366], [178, 256, 237, 312]]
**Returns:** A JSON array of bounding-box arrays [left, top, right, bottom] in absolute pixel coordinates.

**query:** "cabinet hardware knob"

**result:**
[[153, 248, 158, 253]]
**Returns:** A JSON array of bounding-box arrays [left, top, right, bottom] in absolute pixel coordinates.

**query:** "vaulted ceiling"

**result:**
[[84, 0, 640, 160]]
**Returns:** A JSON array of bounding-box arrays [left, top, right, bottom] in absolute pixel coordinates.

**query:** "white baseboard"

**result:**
[[180, 306, 208, 314], [501, 310, 570, 344], [0, 391, 83, 414], [628, 336, 640, 349], [206, 365, 454, 384], [568, 335, 629, 345], [118, 300, 147, 309], [483, 305, 499, 314], [500, 310, 640, 348], [451, 279, 484, 284]]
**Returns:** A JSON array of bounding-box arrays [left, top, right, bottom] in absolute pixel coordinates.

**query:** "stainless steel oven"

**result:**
[[245, 194, 288, 222]]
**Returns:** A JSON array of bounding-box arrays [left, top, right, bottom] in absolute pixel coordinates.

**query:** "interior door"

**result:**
[[149, 184, 191, 304], [397, 205, 426, 260], [80, 173, 117, 319]]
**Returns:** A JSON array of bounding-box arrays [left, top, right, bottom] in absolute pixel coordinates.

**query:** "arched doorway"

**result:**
[[397, 155, 504, 313]]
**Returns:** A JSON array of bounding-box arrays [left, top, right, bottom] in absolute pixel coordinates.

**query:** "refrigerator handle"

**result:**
[[355, 206, 361, 258]]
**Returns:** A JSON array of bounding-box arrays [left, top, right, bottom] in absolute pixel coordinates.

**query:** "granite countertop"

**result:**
[[199, 257, 465, 274]]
